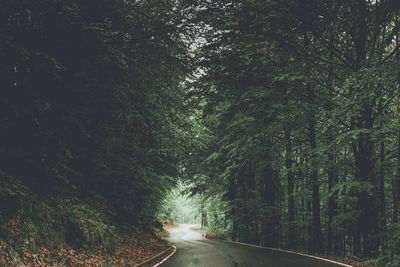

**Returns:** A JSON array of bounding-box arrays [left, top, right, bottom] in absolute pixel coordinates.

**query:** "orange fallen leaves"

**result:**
[[1, 186, 171, 267], [14, 227, 171, 267], [309, 253, 375, 267]]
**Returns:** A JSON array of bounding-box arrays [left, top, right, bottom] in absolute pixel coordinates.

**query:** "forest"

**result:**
[[1, 0, 400, 266]]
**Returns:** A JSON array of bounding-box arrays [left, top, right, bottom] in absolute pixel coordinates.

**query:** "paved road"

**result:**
[[162, 224, 348, 267]]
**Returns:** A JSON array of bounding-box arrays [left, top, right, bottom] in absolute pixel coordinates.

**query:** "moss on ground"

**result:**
[[0, 174, 170, 266]]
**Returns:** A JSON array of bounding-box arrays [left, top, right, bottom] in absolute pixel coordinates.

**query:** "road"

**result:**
[[162, 224, 348, 267]]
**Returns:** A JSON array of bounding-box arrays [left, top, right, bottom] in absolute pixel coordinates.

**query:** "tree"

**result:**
[[0, 0, 193, 223], [189, 0, 400, 264]]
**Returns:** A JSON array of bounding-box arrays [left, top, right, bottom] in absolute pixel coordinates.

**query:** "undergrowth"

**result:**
[[0, 173, 170, 266]]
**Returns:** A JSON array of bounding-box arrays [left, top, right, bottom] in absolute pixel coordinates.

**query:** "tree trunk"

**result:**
[[395, 129, 400, 223], [201, 201, 208, 229], [327, 152, 338, 254], [285, 129, 296, 249], [354, 123, 379, 257], [309, 117, 322, 253], [232, 207, 238, 241], [246, 163, 257, 244], [239, 171, 248, 243], [398, 129, 400, 221], [395, 13, 400, 224], [379, 142, 387, 253], [351, 1, 379, 257], [229, 175, 238, 241], [379, 142, 386, 228], [393, 175, 398, 223], [262, 157, 278, 247], [353, 229, 361, 256]]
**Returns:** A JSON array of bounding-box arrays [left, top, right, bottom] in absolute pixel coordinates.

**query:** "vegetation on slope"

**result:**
[[0, 0, 193, 265], [0, 174, 170, 266]]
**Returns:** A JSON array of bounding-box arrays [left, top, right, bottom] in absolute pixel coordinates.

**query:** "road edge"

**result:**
[[209, 238, 354, 267], [134, 245, 177, 267]]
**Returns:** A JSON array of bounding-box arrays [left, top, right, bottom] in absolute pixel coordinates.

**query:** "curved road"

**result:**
[[162, 224, 349, 267]]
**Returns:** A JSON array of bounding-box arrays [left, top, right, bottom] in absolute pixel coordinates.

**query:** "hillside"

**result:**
[[0, 174, 170, 266], [0, 1, 190, 266]]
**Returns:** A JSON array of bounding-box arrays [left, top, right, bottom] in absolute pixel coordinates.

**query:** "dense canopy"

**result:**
[[1, 0, 400, 266]]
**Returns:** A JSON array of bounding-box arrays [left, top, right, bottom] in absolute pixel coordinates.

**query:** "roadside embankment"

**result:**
[[0, 175, 172, 266]]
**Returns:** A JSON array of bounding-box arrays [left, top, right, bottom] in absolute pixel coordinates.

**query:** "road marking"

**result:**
[[134, 245, 177, 267], [153, 245, 177, 267], [215, 239, 354, 267]]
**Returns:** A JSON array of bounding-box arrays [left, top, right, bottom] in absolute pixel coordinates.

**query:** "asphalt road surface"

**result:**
[[162, 224, 348, 267]]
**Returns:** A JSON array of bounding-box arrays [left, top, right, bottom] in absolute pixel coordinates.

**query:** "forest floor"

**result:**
[[189, 225, 218, 239], [13, 230, 171, 267], [0, 177, 172, 266], [163, 219, 179, 229]]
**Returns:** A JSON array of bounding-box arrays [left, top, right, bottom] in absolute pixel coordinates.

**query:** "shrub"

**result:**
[[62, 204, 118, 252]]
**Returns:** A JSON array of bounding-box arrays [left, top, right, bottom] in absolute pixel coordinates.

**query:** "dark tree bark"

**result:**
[[355, 129, 379, 257], [285, 129, 296, 249], [262, 158, 279, 247], [353, 121, 379, 257], [309, 117, 322, 253], [379, 142, 386, 228], [327, 152, 339, 254], [231, 207, 238, 241], [350, 1, 379, 257], [246, 162, 257, 244], [237, 167, 249, 243], [395, 15, 400, 224], [395, 129, 400, 223], [228, 175, 239, 241]]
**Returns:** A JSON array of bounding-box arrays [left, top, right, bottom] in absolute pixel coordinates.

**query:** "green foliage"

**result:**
[[2, 0, 400, 265], [187, 0, 400, 263], [0, 0, 192, 224], [61, 204, 118, 252], [202, 193, 231, 239], [0, 177, 67, 254], [157, 184, 202, 224], [385, 222, 400, 260]]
